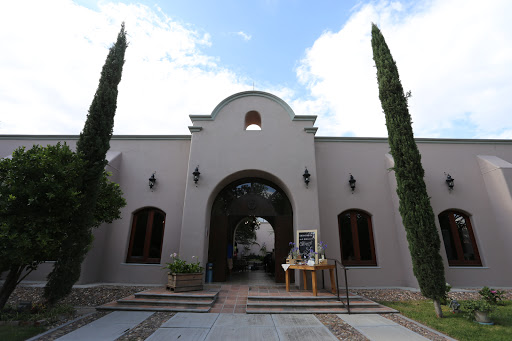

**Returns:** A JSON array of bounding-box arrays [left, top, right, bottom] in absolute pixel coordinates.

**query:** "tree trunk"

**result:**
[[0, 265, 23, 310], [433, 299, 443, 318]]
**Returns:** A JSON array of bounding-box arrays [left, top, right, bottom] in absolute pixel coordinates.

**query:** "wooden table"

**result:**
[[285, 264, 336, 296]]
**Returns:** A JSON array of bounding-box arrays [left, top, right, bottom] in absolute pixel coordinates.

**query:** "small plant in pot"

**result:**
[[164, 253, 204, 292], [460, 300, 494, 324], [286, 242, 300, 264]]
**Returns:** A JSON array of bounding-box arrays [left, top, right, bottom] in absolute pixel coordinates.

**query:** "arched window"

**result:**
[[244, 110, 261, 130], [126, 208, 166, 264], [438, 210, 481, 266], [338, 210, 376, 266]]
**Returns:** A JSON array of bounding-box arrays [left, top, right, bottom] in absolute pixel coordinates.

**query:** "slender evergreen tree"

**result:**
[[44, 23, 128, 304], [371, 23, 446, 317]]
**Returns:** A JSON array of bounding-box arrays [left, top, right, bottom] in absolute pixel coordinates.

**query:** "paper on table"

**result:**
[[281, 264, 291, 271]]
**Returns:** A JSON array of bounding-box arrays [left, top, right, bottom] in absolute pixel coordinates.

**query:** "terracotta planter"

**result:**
[[474, 310, 493, 324], [167, 272, 203, 292]]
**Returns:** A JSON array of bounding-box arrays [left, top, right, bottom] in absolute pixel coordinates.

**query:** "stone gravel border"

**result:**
[[315, 313, 369, 341]]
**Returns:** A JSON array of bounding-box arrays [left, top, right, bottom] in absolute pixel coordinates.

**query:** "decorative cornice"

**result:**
[[0, 135, 192, 141], [189, 90, 317, 124], [188, 126, 203, 133], [304, 127, 318, 134]]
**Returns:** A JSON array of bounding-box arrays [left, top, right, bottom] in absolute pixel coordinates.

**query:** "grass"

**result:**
[[0, 325, 46, 341], [379, 300, 512, 341], [0, 303, 76, 341]]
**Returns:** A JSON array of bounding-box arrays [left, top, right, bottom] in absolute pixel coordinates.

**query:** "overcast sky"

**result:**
[[1, 0, 511, 139]]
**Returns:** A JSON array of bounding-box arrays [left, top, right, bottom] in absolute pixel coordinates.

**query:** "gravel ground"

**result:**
[[7, 285, 154, 307], [7, 286, 512, 340]]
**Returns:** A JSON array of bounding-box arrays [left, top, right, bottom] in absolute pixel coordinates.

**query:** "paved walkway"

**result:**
[[147, 313, 338, 341], [52, 311, 439, 341], [338, 314, 429, 341], [55, 311, 154, 341]]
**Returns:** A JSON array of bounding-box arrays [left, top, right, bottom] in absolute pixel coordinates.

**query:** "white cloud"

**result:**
[[235, 31, 252, 41], [296, 0, 512, 138], [0, 1, 250, 135]]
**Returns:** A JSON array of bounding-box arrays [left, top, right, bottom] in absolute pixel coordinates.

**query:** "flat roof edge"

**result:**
[[315, 136, 512, 144], [0, 135, 192, 141]]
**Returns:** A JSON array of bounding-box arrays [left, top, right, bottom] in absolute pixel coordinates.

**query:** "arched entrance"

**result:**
[[208, 178, 293, 283]]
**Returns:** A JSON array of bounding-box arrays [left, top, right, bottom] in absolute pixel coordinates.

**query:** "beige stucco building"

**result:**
[[2, 91, 512, 289]]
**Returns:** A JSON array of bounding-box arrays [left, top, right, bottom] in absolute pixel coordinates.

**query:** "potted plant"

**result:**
[[286, 242, 300, 264], [317, 241, 327, 264], [479, 286, 505, 305], [460, 300, 494, 324], [164, 253, 204, 292]]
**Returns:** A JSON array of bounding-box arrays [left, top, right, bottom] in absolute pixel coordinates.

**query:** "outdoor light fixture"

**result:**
[[349, 174, 356, 192], [303, 168, 311, 187], [148, 173, 156, 189], [445, 173, 454, 191], [192, 166, 201, 186]]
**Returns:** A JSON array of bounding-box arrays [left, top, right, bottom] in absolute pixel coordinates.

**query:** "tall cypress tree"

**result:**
[[44, 23, 128, 304], [371, 23, 446, 317]]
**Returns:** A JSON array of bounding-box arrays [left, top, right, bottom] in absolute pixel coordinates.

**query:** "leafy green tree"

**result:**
[[371, 23, 446, 317], [44, 23, 128, 304], [0, 144, 124, 309]]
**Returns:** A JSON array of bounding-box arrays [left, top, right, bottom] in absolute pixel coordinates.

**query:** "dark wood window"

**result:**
[[338, 210, 377, 266], [438, 210, 481, 266], [126, 208, 166, 264]]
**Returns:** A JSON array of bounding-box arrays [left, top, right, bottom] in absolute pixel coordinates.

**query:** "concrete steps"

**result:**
[[97, 288, 219, 313], [246, 293, 398, 314]]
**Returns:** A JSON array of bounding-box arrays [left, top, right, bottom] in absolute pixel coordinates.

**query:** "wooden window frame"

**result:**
[[338, 210, 377, 266], [439, 210, 482, 266], [126, 208, 166, 264]]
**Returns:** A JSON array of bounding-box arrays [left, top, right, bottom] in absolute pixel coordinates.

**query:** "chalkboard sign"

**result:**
[[297, 229, 317, 260]]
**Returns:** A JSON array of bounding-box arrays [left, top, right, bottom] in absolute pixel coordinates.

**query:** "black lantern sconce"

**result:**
[[349, 174, 356, 192], [445, 173, 454, 191], [192, 166, 201, 186], [303, 168, 311, 187], [148, 172, 156, 190]]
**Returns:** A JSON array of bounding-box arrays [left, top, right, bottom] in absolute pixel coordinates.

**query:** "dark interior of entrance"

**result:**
[[208, 178, 293, 283]]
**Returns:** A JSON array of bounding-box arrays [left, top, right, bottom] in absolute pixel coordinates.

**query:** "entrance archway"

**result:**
[[208, 178, 293, 283]]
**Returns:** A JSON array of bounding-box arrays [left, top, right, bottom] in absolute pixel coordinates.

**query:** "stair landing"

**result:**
[[97, 285, 397, 314]]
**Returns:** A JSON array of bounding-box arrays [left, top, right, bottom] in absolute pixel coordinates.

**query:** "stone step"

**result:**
[[135, 291, 218, 300], [97, 301, 211, 313], [117, 296, 214, 306], [97, 288, 219, 313], [247, 299, 377, 308], [247, 294, 362, 301], [246, 305, 398, 314], [246, 306, 349, 314]]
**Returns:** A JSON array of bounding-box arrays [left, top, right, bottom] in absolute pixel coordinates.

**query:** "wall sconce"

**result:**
[[148, 173, 156, 189], [445, 173, 454, 191], [192, 166, 201, 186], [303, 168, 311, 187], [349, 174, 356, 192]]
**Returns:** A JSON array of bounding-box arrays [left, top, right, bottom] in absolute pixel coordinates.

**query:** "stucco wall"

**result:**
[[315, 137, 512, 288], [179, 92, 321, 274], [0, 136, 191, 285]]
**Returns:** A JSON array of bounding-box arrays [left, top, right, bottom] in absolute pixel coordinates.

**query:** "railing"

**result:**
[[327, 258, 350, 314]]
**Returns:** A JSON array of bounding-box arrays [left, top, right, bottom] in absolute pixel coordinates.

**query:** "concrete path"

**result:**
[[55, 311, 153, 341], [51, 311, 439, 341], [146, 313, 338, 341], [337, 314, 429, 341]]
